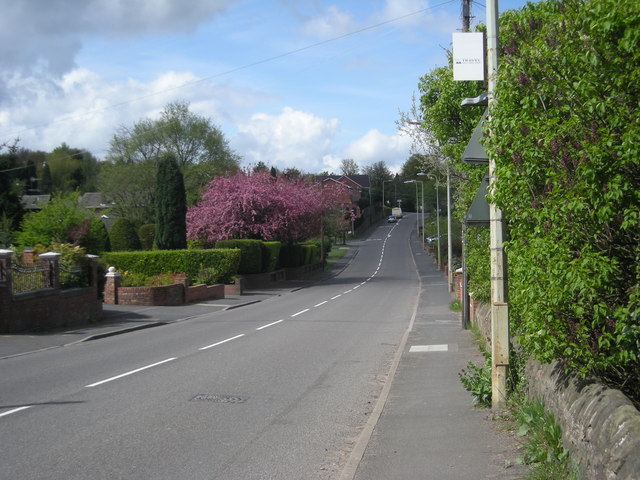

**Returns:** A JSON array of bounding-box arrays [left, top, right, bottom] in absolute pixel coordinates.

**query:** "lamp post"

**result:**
[[382, 179, 392, 214], [424, 174, 441, 269], [403, 180, 423, 243]]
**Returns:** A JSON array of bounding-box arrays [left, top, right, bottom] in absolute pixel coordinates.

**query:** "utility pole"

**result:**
[[486, 0, 509, 410], [461, 0, 472, 32]]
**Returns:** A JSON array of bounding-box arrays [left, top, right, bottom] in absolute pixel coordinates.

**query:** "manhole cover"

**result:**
[[190, 394, 248, 404]]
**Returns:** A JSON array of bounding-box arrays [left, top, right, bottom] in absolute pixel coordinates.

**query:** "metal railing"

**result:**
[[11, 261, 51, 294]]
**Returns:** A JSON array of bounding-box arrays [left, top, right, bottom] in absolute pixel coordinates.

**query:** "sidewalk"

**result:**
[[0, 245, 357, 360], [347, 235, 528, 480]]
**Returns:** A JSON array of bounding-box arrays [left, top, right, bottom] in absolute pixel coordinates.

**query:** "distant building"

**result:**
[[20, 195, 51, 211]]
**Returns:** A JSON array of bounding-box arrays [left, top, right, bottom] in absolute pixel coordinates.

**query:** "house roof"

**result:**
[[20, 195, 51, 210], [77, 192, 115, 209], [320, 174, 371, 189]]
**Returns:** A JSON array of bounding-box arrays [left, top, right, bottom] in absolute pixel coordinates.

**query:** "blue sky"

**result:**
[[0, 0, 530, 174]]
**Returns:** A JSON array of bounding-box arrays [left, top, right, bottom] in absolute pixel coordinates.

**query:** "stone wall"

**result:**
[[469, 300, 640, 479], [526, 361, 640, 479]]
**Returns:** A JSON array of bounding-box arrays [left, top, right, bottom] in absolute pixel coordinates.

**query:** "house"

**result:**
[[20, 195, 51, 211]]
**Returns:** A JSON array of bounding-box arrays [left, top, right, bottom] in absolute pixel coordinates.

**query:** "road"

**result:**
[[0, 215, 420, 480]]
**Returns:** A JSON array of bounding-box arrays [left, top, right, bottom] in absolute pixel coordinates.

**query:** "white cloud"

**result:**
[[233, 107, 340, 172], [0, 0, 236, 76], [342, 130, 413, 174], [0, 68, 263, 157], [298, 6, 356, 39]]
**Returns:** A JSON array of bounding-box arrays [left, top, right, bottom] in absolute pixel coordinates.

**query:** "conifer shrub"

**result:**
[[109, 218, 141, 251], [138, 223, 155, 251]]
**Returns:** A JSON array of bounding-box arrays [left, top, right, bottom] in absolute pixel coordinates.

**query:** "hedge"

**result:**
[[261, 241, 281, 272], [102, 248, 240, 283], [215, 239, 262, 274]]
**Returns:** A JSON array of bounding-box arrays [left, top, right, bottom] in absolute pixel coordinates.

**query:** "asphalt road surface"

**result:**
[[0, 215, 420, 480]]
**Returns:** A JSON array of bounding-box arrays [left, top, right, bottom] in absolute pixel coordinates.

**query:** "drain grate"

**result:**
[[190, 394, 249, 404]]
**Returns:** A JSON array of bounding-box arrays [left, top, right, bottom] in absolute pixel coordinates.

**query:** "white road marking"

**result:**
[[409, 344, 449, 352], [291, 309, 309, 317], [256, 320, 283, 330], [343, 289, 353, 294], [0, 406, 31, 418], [314, 301, 328, 307], [331, 294, 342, 300], [85, 357, 177, 387], [199, 334, 245, 351]]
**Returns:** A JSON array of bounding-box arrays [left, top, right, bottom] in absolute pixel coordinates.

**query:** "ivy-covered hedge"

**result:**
[[261, 241, 281, 272], [484, 0, 639, 394], [101, 249, 240, 284], [215, 239, 262, 274]]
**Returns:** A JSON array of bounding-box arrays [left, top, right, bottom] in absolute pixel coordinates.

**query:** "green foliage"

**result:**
[[109, 218, 141, 251], [215, 239, 263, 274], [46, 143, 100, 193], [137, 223, 155, 250], [458, 343, 492, 408], [301, 243, 320, 265], [515, 401, 568, 466], [155, 153, 187, 250], [464, 226, 491, 304], [279, 244, 304, 268], [0, 213, 13, 248], [482, 0, 640, 392], [102, 248, 240, 284], [16, 192, 108, 254], [261, 241, 281, 272]]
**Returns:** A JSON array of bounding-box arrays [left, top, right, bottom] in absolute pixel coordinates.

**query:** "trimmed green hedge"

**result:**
[[215, 239, 262, 274], [102, 248, 240, 283], [261, 241, 281, 272]]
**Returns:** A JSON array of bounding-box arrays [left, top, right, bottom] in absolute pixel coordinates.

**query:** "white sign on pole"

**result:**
[[452, 32, 484, 81]]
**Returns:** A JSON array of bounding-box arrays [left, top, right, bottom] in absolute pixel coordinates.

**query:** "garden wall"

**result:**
[[103, 268, 224, 306], [469, 301, 640, 479], [0, 250, 102, 333]]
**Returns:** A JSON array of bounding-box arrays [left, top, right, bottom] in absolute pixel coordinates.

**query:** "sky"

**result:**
[[0, 0, 529, 175]]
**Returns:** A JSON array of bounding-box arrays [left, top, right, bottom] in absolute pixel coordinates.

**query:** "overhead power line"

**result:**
[[2, 0, 458, 145]]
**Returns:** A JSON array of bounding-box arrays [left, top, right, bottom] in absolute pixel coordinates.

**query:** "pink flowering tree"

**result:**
[[187, 171, 347, 244]]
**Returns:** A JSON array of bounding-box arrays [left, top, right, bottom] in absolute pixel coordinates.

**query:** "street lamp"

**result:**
[[382, 179, 392, 213], [403, 179, 424, 244], [422, 173, 441, 269]]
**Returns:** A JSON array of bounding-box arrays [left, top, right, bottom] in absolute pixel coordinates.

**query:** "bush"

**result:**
[[301, 243, 320, 265], [261, 241, 281, 272], [215, 239, 262, 274], [279, 244, 303, 268], [138, 224, 155, 250], [485, 0, 640, 394], [109, 218, 142, 251], [102, 248, 240, 284]]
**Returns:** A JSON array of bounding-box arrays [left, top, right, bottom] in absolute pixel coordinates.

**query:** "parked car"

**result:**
[[387, 215, 397, 223]]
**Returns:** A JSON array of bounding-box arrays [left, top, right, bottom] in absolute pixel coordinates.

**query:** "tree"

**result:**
[[187, 171, 344, 244], [0, 150, 24, 231], [362, 160, 392, 208], [40, 162, 52, 194], [46, 143, 100, 193], [105, 100, 240, 205], [340, 158, 359, 176], [155, 153, 187, 250], [98, 159, 156, 225], [15, 192, 109, 253]]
